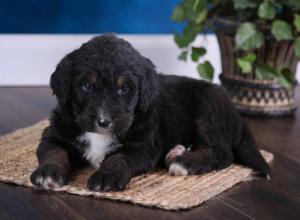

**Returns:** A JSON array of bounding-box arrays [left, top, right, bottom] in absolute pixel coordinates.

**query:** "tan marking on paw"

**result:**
[[165, 145, 186, 167]]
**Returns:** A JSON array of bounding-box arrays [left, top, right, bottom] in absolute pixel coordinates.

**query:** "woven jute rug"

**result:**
[[0, 120, 273, 210]]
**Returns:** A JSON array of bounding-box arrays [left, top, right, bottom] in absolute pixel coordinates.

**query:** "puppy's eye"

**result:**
[[82, 82, 93, 92], [118, 85, 129, 95]]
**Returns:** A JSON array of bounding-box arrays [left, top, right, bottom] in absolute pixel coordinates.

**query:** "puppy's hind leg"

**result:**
[[165, 145, 189, 176], [166, 145, 226, 176]]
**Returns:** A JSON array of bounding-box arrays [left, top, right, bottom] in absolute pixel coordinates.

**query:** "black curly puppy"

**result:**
[[30, 34, 270, 191]]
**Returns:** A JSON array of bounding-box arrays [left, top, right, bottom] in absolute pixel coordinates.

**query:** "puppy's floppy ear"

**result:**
[[50, 54, 73, 107], [138, 57, 159, 111]]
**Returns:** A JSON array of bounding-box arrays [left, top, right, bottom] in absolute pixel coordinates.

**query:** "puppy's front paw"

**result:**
[[87, 170, 130, 192], [30, 164, 68, 189]]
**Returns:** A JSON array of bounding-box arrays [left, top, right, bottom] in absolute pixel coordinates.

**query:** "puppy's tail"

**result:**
[[233, 123, 271, 179]]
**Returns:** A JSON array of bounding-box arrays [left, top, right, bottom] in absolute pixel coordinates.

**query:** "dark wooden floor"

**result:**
[[0, 87, 299, 220]]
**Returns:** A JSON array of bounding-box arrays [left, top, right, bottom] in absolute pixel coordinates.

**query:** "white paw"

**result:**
[[168, 163, 188, 176], [35, 176, 61, 190], [165, 145, 186, 166]]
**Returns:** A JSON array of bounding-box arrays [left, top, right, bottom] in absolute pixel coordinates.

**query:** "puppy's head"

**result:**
[[50, 34, 159, 135]]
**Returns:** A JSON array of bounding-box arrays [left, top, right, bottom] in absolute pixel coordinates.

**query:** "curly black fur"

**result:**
[[30, 34, 270, 191]]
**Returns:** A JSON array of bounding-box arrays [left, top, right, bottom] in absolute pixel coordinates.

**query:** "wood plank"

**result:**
[[0, 184, 85, 220], [217, 152, 300, 219]]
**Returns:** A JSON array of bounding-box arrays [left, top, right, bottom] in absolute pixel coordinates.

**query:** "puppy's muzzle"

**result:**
[[98, 116, 111, 129]]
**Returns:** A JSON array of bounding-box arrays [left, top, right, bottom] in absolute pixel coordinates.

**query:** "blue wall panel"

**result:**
[[0, 0, 183, 33]]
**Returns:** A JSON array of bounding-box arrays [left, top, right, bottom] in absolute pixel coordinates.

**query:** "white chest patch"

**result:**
[[78, 132, 115, 168]]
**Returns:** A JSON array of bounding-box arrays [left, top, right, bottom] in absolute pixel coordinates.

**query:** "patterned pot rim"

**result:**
[[220, 74, 297, 117], [236, 105, 297, 117]]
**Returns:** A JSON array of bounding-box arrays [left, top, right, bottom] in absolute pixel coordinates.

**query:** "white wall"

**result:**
[[0, 34, 299, 86]]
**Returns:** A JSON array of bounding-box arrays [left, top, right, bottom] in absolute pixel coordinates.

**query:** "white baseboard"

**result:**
[[0, 34, 299, 86]]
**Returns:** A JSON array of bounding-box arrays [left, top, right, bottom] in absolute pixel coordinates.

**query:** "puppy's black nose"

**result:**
[[98, 118, 111, 128]]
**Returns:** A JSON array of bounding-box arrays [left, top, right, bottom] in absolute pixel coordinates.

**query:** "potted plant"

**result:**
[[172, 0, 300, 116]]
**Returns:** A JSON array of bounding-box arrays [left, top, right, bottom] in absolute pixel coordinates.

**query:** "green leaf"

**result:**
[[255, 65, 296, 88], [193, 0, 208, 12], [237, 53, 256, 73], [193, 0, 201, 11], [171, 6, 185, 23], [271, 20, 294, 41], [276, 68, 295, 89], [295, 37, 300, 59], [196, 9, 208, 24], [174, 34, 187, 48], [178, 50, 188, 62], [283, 0, 300, 11], [180, 0, 202, 21], [294, 14, 300, 32], [191, 47, 206, 61], [197, 61, 214, 81], [174, 24, 197, 48], [235, 22, 264, 51], [255, 64, 277, 80], [233, 0, 258, 10], [258, 1, 275, 19]]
